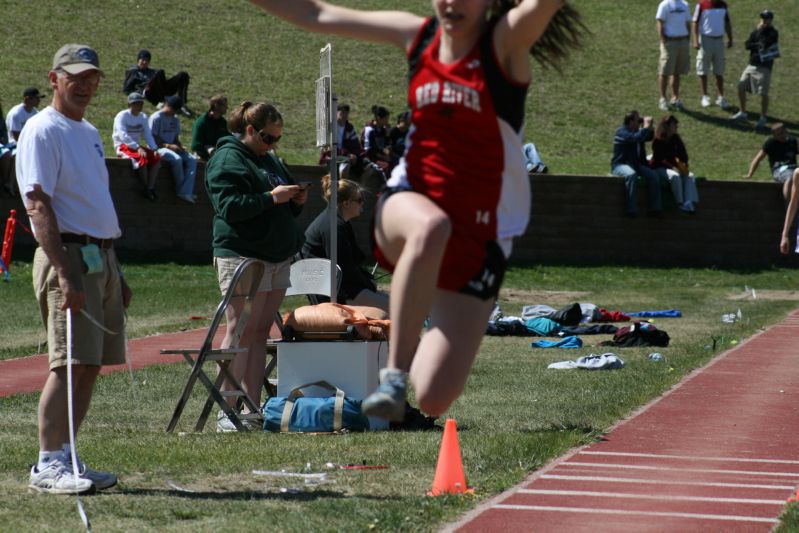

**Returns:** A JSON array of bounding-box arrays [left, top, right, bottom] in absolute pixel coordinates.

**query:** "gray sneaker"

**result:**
[[29, 461, 95, 495], [77, 464, 117, 490], [62, 451, 118, 491], [362, 368, 408, 422]]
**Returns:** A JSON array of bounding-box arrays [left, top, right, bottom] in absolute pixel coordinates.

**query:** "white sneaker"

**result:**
[[731, 111, 748, 121], [658, 98, 669, 111], [716, 96, 729, 110], [756, 117, 768, 129], [701, 95, 711, 108], [216, 410, 259, 432], [62, 450, 118, 490], [29, 461, 95, 495]]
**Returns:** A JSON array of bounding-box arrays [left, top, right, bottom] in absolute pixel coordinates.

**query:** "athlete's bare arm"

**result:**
[[249, 0, 424, 52], [494, 0, 567, 83]]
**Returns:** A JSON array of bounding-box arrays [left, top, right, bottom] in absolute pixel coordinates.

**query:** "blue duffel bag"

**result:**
[[263, 381, 370, 433]]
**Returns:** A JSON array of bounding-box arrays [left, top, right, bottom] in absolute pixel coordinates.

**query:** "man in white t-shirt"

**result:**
[[6, 87, 43, 142], [112, 92, 162, 200], [692, 0, 733, 109], [656, 0, 693, 111], [16, 44, 132, 495], [149, 95, 197, 203]]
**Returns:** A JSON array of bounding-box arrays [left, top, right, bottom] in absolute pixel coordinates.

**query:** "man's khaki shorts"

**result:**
[[696, 36, 726, 76], [659, 38, 690, 76], [33, 245, 127, 370], [214, 256, 291, 296], [739, 65, 771, 96]]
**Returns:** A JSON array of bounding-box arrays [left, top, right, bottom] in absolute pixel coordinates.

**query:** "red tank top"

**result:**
[[388, 17, 531, 244]]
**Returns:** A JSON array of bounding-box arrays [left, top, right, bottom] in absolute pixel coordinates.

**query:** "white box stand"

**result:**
[[277, 341, 389, 430]]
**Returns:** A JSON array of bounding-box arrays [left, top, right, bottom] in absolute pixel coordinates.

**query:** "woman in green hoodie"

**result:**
[[205, 101, 307, 431]]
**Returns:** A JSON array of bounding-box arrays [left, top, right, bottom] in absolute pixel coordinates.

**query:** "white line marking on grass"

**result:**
[[541, 474, 795, 490], [562, 461, 799, 478], [518, 488, 786, 505], [581, 451, 799, 465], [492, 504, 779, 524]]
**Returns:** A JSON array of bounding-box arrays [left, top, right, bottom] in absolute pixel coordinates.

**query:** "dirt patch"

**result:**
[[499, 288, 591, 305], [728, 290, 799, 301]]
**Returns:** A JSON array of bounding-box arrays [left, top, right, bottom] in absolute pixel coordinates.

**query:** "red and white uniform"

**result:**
[[383, 18, 529, 294]]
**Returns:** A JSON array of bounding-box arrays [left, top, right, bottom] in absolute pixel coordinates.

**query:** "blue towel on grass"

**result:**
[[531, 336, 583, 349], [525, 317, 561, 336]]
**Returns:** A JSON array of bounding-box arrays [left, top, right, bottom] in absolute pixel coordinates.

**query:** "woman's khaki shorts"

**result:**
[[214, 256, 292, 296], [33, 245, 127, 370]]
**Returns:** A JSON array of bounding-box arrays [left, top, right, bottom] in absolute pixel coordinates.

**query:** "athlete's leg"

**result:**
[[410, 290, 495, 417], [374, 191, 451, 372]]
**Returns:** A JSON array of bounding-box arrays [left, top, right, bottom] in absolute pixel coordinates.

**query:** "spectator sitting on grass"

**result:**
[[361, 105, 395, 177], [0, 101, 15, 196], [122, 49, 192, 117], [744, 122, 798, 201], [112, 92, 162, 200], [149, 95, 198, 203], [191, 94, 229, 161], [651, 115, 699, 213], [6, 87, 43, 142], [611, 110, 662, 218], [319, 102, 362, 177], [388, 110, 411, 160]]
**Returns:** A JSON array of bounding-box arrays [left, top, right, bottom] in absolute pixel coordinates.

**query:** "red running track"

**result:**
[[449, 309, 799, 532], [0, 328, 217, 398]]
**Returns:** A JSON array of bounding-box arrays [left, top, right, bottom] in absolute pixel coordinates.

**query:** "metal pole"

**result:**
[[323, 44, 338, 303]]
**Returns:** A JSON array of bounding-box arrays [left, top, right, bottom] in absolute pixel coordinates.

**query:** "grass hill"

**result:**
[[1, 0, 796, 180]]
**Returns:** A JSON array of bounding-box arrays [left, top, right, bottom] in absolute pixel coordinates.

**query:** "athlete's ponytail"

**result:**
[[489, 1, 588, 71]]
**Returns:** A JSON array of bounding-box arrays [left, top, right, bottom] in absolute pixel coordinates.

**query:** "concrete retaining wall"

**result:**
[[1, 161, 795, 268]]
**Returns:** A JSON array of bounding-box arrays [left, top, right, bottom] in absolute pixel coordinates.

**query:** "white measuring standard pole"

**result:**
[[317, 44, 337, 302]]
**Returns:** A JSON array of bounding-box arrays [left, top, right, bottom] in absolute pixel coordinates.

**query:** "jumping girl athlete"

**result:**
[[251, 0, 585, 420]]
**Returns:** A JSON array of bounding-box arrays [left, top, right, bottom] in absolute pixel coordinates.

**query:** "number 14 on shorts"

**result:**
[[475, 210, 491, 225]]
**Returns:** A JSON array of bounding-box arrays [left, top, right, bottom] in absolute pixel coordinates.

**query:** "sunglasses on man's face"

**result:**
[[258, 130, 282, 145]]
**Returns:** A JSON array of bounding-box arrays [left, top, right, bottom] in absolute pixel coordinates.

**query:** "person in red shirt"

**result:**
[[250, 0, 585, 421]]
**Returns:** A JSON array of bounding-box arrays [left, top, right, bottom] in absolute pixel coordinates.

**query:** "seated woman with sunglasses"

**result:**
[[302, 175, 389, 313], [204, 100, 307, 431]]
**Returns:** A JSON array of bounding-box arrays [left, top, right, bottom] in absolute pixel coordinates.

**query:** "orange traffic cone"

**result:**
[[428, 419, 473, 496]]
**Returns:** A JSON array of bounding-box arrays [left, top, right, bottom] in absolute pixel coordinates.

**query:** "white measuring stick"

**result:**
[[66, 309, 92, 532]]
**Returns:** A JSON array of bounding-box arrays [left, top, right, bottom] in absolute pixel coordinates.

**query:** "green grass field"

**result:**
[[2, 261, 799, 530], [3, 1, 799, 530], [1, 0, 797, 178]]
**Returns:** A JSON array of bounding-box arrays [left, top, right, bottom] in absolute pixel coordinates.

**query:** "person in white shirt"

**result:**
[[17, 43, 131, 496], [149, 95, 198, 203], [656, 0, 692, 111], [6, 87, 43, 142], [692, 0, 733, 109], [112, 92, 162, 200]]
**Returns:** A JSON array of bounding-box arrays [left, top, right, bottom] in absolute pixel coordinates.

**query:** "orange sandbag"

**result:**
[[283, 303, 390, 340]]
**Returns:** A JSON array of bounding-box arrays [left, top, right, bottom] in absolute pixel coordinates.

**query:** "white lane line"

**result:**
[[518, 488, 786, 505], [561, 461, 799, 478], [541, 474, 795, 490], [492, 504, 779, 524], [581, 451, 799, 465]]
